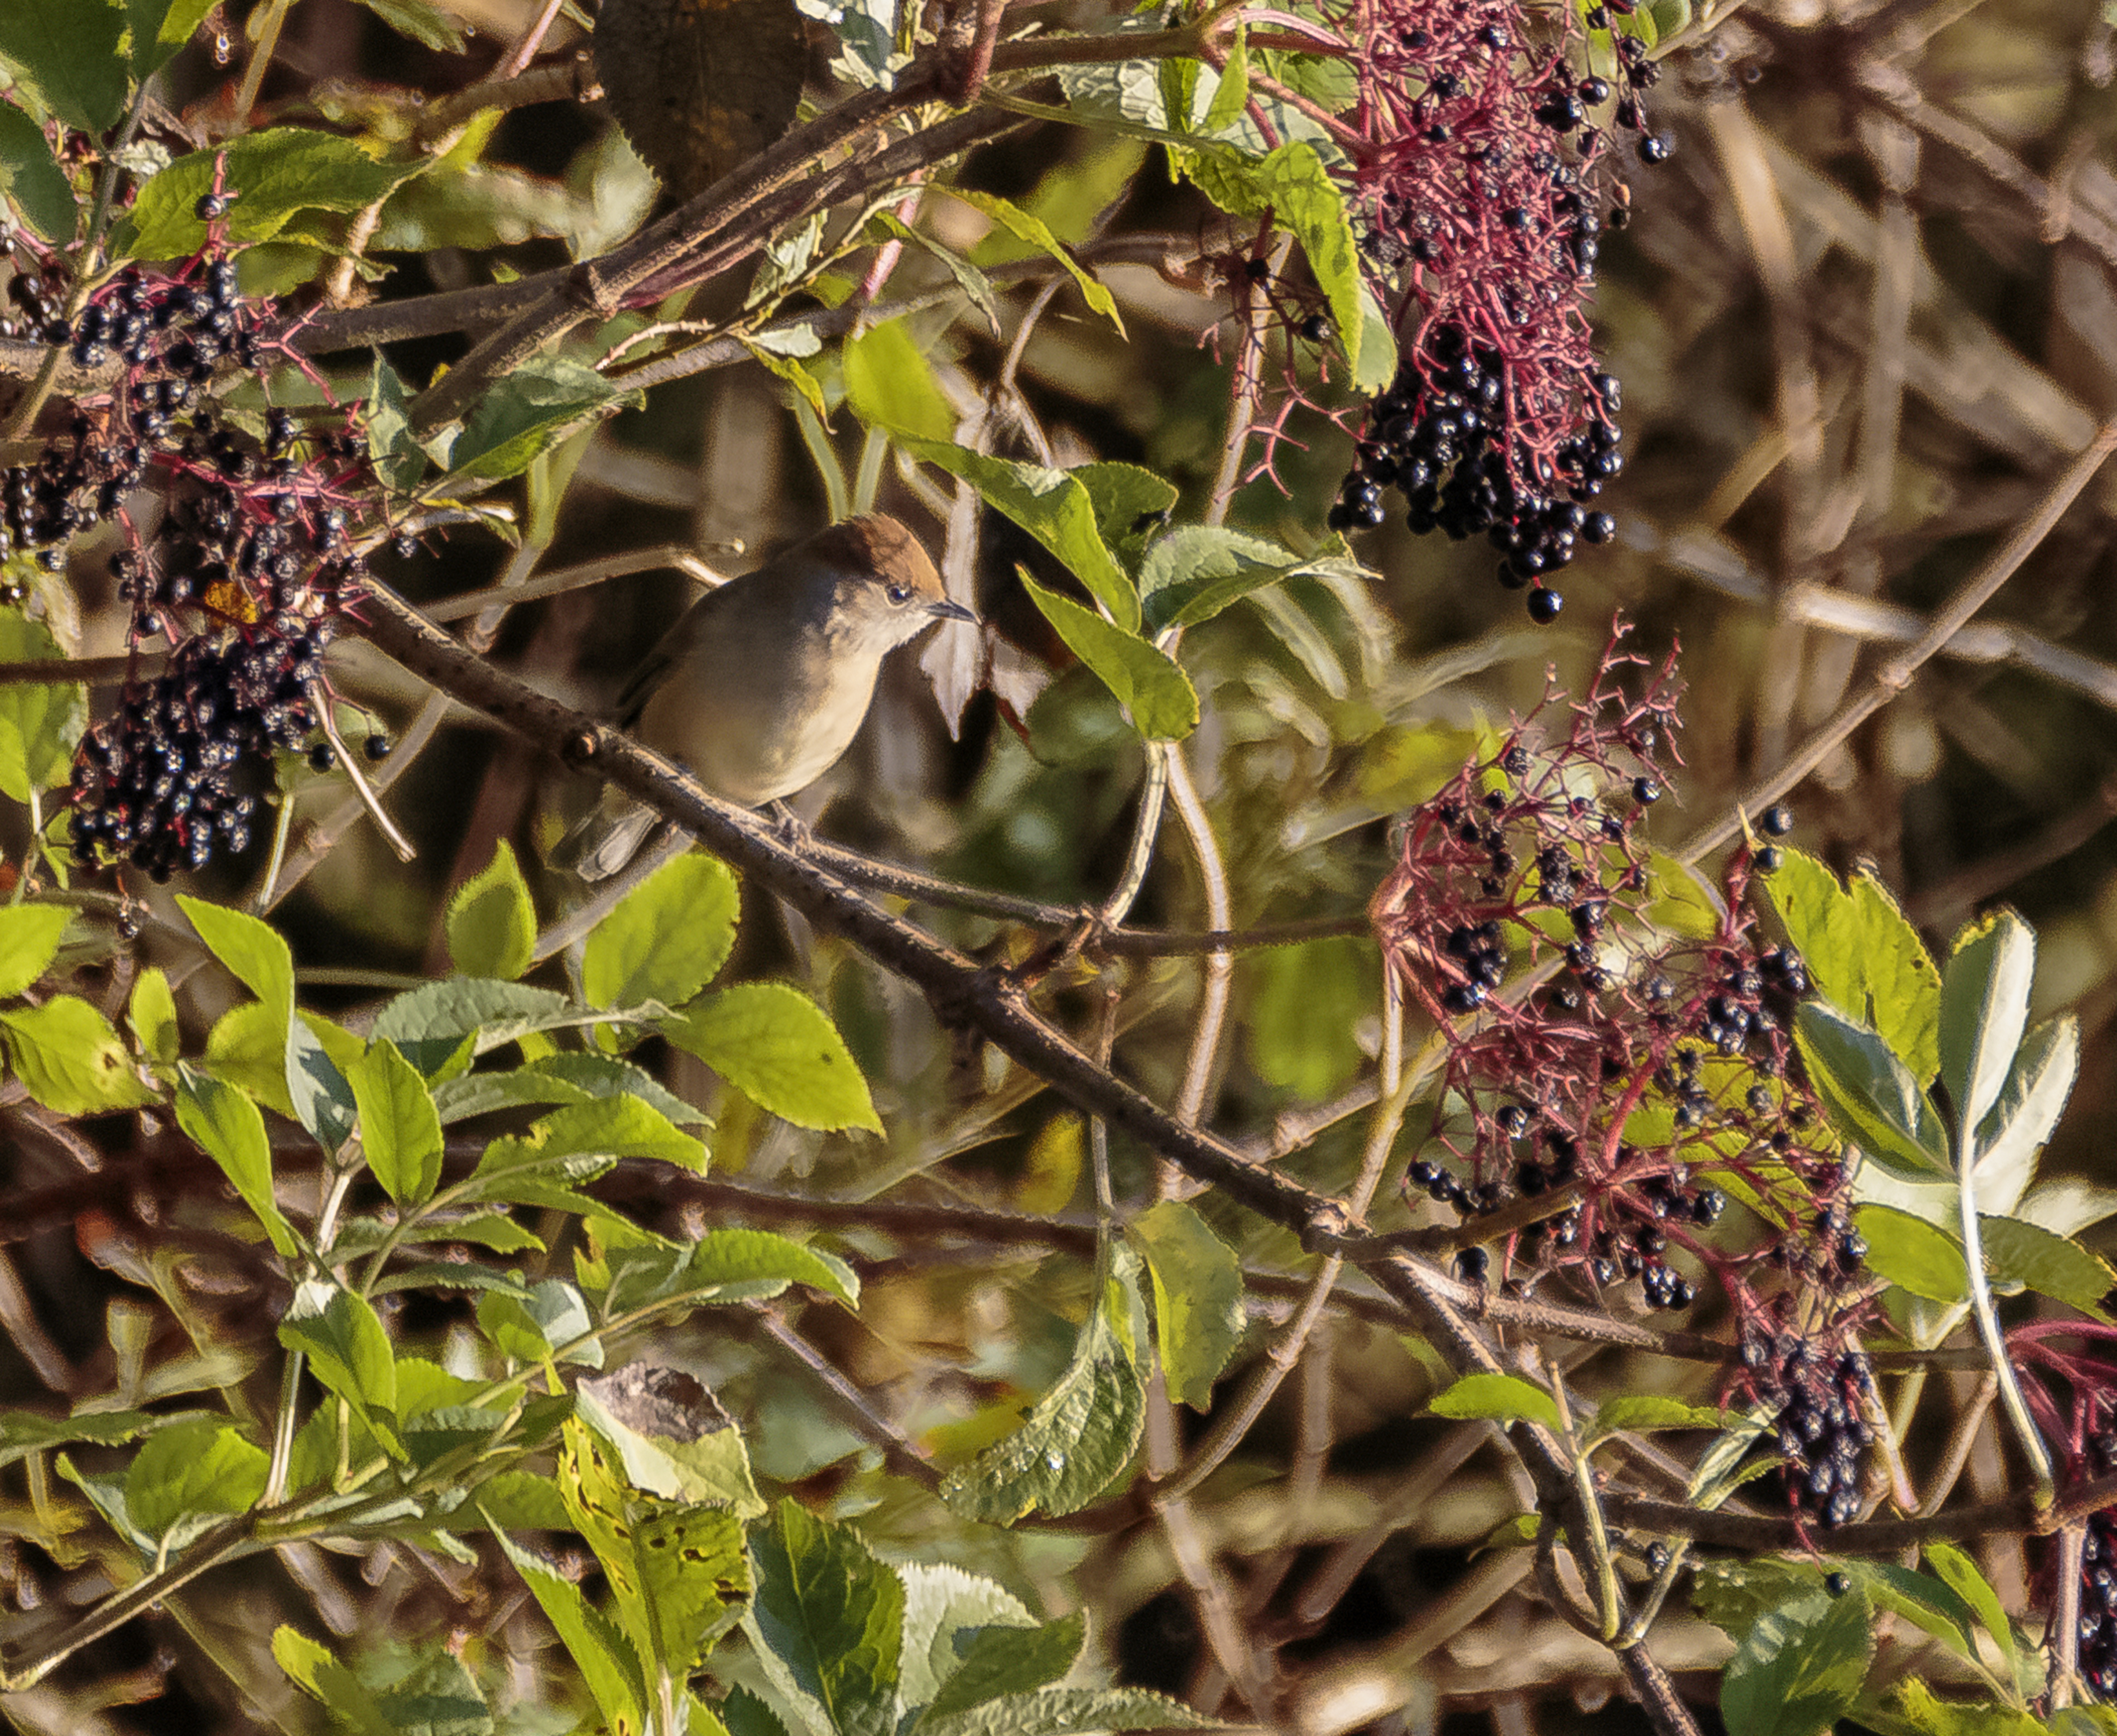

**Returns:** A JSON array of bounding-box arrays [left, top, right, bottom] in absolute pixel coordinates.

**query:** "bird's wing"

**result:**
[[610, 583, 729, 725]]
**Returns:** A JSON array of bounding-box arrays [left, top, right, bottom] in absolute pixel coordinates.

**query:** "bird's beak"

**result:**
[[927, 598, 978, 624]]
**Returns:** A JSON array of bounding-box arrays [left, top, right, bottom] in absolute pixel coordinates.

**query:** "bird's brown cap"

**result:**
[[812, 513, 946, 600]]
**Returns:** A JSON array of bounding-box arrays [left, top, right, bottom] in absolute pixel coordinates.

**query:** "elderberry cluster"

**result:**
[[66, 631, 326, 879], [1742, 1331, 1876, 1530], [2078, 1429, 2117, 1699], [1328, 323, 1620, 624], [0, 214, 398, 880], [1322, 0, 1673, 618]]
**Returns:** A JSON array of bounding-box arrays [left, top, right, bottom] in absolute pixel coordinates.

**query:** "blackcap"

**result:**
[[554, 513, 971, 880]]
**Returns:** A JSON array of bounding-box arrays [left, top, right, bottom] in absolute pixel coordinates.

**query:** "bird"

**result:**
[[553, 513, 973, 881]]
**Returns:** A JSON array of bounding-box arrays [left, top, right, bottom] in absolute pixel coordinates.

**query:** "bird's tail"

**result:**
[[550, 785, 659, 882]]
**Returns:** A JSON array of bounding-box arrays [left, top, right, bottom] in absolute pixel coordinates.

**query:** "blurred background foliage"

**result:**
[[4, 0, 2117, 1729]]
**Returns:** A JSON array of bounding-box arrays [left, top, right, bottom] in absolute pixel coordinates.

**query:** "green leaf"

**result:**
[[844, 317, 956, 444], [1855, 1204, 1966, 1305], [273, 1625, 393, 1736], [1069, 463, 1179, 568], [364, 352, 427, 494], [371, 976, 580, 1074], [1138, 526, 1367, 633], [1851, 869, 1942, 1085], [1588, 1396, 1727, 1438], [1794, 1000, 1951, 1180], [204, 998, 296, 1118], [371, 1650, 492, 1736], [0, 903, 67, 998], [1763, 848, 1867, 1020], [1131, 1199, 1243, 1411], [0, 611, 86, 802], [1939, 909, 2035, 1147], [129, 0, 220, 79], [943, 190, 1124, 335], [176, 896, 294, 1024], [583, 852, 740, 1012], [1720, 1589, 1874, 1736], [682, 1227, 860, 1308], [919, 1614, 1086, 1725], [434, 1051, 704, 1126], [897, 442, 1137, 630], [1427, 1373, 1561, 1433], [175, 1065, 297, 1256], [120, 128, 428, 257], [473, 1096, 707, 1204], [1972, 1015, 2076, 1215], [1923, 1541, 2020, 1683], [446, 841, 536, 981], [447, 354, 639, 483], [127, 965, 178, 1065], [1244, 142, 1393, 393], [750, 1498, 905, 1736], [124, 1416, 268, 1542], [941, 1244, 1147, 1523], [0, 1407, 171, 1473], [0, 99, 75, 239], [725, 1685, 795, 1736], [575, 1362, 767, 1516], [1019, 573, 1197, 742], [350, 1037, 445, 1207], [286, 1012, 358, 1154], [352, 0, 467, 50], [280, 1278, 398, 1430], [478, 1278, 601, 1367], [491, 1524, 648, 1734], [0, 0, 127, 134], [914, 1688, 1222, 1736], [665, 983, 880, 1134], [1, 995, 157, 1114], [559, 1420, 750, 1678], [1978, 1214, 2114, 1314], [894, 1564, 1043, 1715]]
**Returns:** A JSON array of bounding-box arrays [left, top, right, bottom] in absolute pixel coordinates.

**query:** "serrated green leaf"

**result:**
[[204, 997, 297, 1118], [750, 1498, 905, 1736], [0, 1406, 186, 1471], [1763, 849, 1864, 1015], [447, 355, 640, 483], [125, 1416, 268, 1540], [127, 965, 178, 1065], [352, 0, 466, 49], [1131, 1199, 1243, 1411], [120, 128, 428, 258], [1794, 1000, 1951, 1180], [1137, 525, 1367, 633], [287, 1012, 358, 1154], [434, 1052, 704, 1126], [944, 190, 1124, 335], [1923, 1541, 2019, 1683], [1428, 1373, 1560, 1432], [1244, 141, 1392, 392], [1939, 909, 2034, 1148], [915, 1688, 1223, 1736], [0, 99, 75, 239], [1978, 1214, 2113, 1314], [844, 317, 956, 443], [446, 841, 536, 981], [176, 896, 294, 1023], [0, 611, 85, 802], [370, 976, 581, 1074], [941, 1245, 1147, 1523], [1850, 869, 1941, 1084], [491, 1524, 648, 1733], [0, 903, 67, 999], [665, 983, 879, 1134], [583, 852, 740, 1012], [280, 1279, 399, 1442], [1855, 1204, 1966, 1304], [2, 996, 157, 1114], [478, 1278, 601, 1368], [175, 1064, 297, 1256], [476, 1094, 706, 1190], [1019, 573, 1197, 741], [273, 1624, 393, 1736], [897, 441, 1136, 629], [350, 1036, 445, 1206], [1721, 1589, 1874, 1736], [0, 0, 127, 134], [919, 1613, 1086, 1724], [1589, 1396, 1727, 1437]]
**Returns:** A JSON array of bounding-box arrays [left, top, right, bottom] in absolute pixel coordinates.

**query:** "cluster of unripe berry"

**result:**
[[3, 212, 394, 879], [1329, 0, 1673, 618]]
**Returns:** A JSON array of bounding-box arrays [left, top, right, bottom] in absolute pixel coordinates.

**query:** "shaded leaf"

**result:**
[[1794, 1000, 1950, 1180], [350, 1037, 445, 1206], [1131, 1199, 1243, 1411], [175, 1064, 297, 1256], [122, 128, 427, 257], [1721, 1589, 1874, 1736], [446, 841, 535, 981], [1939, 909, 2035, 1147], [1019, 573, 1197, 741], [750, 1498, 905, 1736], [0, 0, 127, 134], [0, 99, 75, 239]]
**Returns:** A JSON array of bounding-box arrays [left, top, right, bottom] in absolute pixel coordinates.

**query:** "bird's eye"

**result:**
[[885, 581, 913, 605]]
